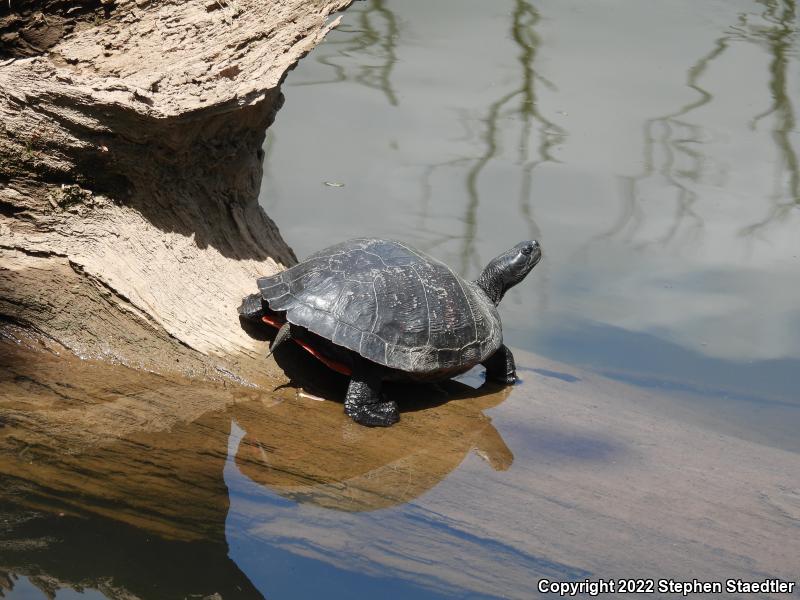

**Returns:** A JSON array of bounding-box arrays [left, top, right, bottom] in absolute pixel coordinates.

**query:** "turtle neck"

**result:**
[[475, 266, 505, 306]]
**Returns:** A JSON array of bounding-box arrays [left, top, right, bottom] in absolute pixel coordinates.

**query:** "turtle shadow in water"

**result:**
[[229, 331, 518, 511], [266, 333, 510, 416], [234, 350, 515, 512]]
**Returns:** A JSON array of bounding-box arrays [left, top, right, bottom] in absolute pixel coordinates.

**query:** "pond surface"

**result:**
[[3, 337, 799, 599], [2, 1, 800, 599], [263, 0, 800, 452]]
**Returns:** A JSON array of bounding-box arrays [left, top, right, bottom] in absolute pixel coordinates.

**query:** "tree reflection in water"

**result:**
[[292, 0, 400, 106], [418, 1, 563, 277], [610, 0, 798, 245], [460, 1, 562, 274], [741, 0, 798, 235], [283, 0, 561, 278]]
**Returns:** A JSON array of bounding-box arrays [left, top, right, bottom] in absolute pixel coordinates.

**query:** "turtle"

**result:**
[[238, 238, 542, 427]]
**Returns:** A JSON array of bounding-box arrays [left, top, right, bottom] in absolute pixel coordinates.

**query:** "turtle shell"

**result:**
[[257, 238, 502, 374]]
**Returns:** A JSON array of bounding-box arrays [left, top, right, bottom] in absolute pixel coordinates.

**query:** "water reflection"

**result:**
[[230, 341, 514, 512], [0, 507, 262, 599], [4, 345, 798, 598], [0, 341, 253, 600], [0, 340, 514, 599], [610, 26, 725, 246], [426, 1, 563, 274], [742, 0, 799, 234], [461, 2, 554, 271], [235, 380, 512, 512], [613, 71, 712, 246], [611, 0, 798, 244], [293, 0, 400, 106]]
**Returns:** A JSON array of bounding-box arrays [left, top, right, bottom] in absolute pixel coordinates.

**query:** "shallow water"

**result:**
[[3, 336, 799, 599], [3, 337, 799, 599], [3, 1, 800, 599], [262, 0, 800, 452]]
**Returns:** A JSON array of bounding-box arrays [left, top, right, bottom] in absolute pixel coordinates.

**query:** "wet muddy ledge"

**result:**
[[0, 0, 354, 385]]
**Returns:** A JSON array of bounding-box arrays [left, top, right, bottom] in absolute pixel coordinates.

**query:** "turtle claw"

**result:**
[[346, 400, 399, 427], [487, 372, 517, 386], [505, 374, 518, 385]]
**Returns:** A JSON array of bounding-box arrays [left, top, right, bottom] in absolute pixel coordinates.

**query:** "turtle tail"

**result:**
[[238, 293, 266, 321], [266, 322, 292, 357]]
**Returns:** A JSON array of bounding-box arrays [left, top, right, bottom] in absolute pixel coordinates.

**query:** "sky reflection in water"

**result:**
[[225, 423, 503, 600], [260, 0, 800, 450]]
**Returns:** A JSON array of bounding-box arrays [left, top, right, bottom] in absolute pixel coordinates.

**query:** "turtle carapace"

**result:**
[[239, 238, 542, 426]]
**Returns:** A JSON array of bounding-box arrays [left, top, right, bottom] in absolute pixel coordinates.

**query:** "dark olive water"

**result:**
[[3, 1, 800, 599], [261, 0, 800, 452]]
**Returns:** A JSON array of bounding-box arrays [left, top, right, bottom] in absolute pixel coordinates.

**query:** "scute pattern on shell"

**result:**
[[257, 238, 503, 373]]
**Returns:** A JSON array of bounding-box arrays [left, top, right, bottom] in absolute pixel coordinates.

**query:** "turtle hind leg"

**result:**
[[238, 293, 265, 321], [344, 358, 398, 427], [482, 344, 517, 385]]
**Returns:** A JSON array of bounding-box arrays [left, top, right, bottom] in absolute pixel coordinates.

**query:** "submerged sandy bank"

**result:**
[[1, 337, 797, 598]]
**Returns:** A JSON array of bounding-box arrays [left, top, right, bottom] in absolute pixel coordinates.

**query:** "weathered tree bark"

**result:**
[[0, 0, 353, 384]]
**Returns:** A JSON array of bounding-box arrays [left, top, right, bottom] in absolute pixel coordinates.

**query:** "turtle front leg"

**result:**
[[344, 358, 398, 427], [482, 344, 517, 385]]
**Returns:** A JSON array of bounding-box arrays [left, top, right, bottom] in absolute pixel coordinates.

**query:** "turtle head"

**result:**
[[475, 241, 542, 305]]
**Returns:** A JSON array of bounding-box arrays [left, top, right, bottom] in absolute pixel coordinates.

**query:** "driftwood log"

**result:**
[[0, 0, 353, 384]]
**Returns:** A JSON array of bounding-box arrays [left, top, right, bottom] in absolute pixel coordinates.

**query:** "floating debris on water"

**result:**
[[323, 181, 345, 188]]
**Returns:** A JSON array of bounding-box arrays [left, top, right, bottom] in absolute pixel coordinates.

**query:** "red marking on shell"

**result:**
[[261, 314, 284, 329], [293, 338, 352, 376], [261, 314, 352, 377]]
